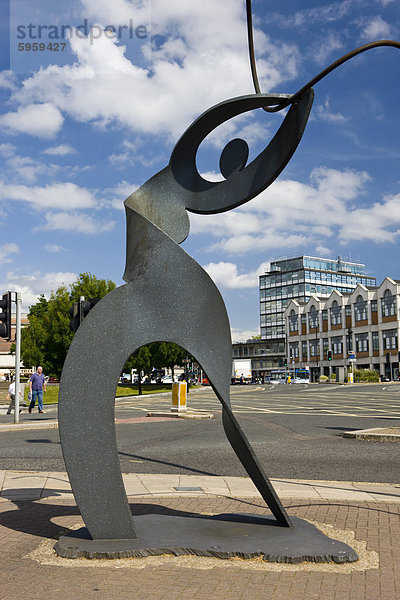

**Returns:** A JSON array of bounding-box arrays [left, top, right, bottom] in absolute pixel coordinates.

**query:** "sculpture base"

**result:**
[[54, 513, 358, 563]]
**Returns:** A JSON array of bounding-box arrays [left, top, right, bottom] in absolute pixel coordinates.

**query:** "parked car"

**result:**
[[161, 374, 179, 383]]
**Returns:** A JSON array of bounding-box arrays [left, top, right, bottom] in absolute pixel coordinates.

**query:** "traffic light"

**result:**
[[0, 292, 12, 340], [69, 298, 100, 334], [327, 350, 332, 361], [81, 297, 100, 318], [284, 357, 287, 367], [69, 301, 81, 334]]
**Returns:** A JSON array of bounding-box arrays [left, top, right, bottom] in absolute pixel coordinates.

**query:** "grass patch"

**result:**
[[23, 385, 59, 405], [116, 384, 172, 396], [21, 383, 201, 404]]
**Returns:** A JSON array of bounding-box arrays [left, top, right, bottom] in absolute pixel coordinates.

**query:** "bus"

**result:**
[[268, 367, 309, 384]]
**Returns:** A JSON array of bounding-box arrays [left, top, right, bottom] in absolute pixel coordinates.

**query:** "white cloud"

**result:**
[[0, 104, 64, 138], [339, 193, 400, 242], [231, 328, 260, 343], [1, 271, 77, 310], [0, 244, 19, 264], [5, 156, 59, 184], [267, 1, 354, 28], [309, 32, 343, 65], [315, 245, 333, 257], [0, 144, 16, 158], [203, 261, 270, 289], [0, 182, 97, 210], [103, 180, 139, 210], [10, 1, 299, 140], [359, 16, 392, 40], [189, 166, 375, 253], [316, 97, 347, 123], [42, 212, 115, 234], [0, 71, 17, 91], [44, 244, 66, 253], [42, 144, 77, 156], [79, 0, 150, 25]]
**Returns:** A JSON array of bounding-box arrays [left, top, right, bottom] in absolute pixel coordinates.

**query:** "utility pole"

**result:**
[[14, 292, 22, 424]]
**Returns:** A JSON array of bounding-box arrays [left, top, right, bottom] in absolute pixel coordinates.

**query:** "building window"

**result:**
[[354, 295, 367, 322], [301, 314, 306, 324], [243, 347, 248, 356], [331, 336, 343, 355], [289, 342, 299, 359], [330, 300, 342, 326], [345, 305, 351, 317], [371, 299, 377, 312], [233, 348, 239, 356], [289, 310, 298, 332], [322, 309, 328, 320], [383, 329, 398, 350], [382, 289, 396, 317], [355, 333, 369, 353], [309, 339, 319, 357], [301, 341, 308, 360], [308, 306, 318, 329], [372, 331, 379, 351]]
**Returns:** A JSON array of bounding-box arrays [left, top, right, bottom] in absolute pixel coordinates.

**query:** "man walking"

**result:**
[[28, 366, 46, 414], [6, 379, 22, 415]]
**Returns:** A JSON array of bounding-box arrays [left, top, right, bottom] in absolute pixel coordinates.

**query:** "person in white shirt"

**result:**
[[6, 380, 22, 415]]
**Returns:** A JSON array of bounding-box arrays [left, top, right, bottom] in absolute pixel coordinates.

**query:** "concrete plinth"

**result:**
[[55, 513, 358, 563]]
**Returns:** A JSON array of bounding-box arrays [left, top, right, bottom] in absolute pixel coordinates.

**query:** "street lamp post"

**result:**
[[315, 321, 319, 383], [347, 327, 353, 382], [183, 354, 190, 394]]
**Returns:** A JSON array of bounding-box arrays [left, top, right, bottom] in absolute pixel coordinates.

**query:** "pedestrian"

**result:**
[[6, 380, 22, 414], [28, 366, 46, 414]]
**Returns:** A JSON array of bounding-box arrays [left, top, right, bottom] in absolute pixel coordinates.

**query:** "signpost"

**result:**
[[348, 351, 356, 383]]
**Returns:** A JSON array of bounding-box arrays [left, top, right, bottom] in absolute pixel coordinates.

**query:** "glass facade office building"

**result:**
[[260, 256, 376, 341]]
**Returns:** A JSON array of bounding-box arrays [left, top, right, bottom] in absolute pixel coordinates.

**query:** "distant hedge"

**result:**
[[353, 368, 380, 382]]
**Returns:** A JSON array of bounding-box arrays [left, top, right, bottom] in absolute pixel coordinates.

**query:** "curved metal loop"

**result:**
[[170, 89, 314, 214]]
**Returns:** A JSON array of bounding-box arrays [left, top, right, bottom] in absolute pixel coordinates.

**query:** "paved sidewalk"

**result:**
[[1, 472, 400, 599], [1, 470, 400, 503]]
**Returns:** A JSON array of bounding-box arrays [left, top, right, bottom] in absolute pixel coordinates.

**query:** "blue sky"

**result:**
[[0, 0, 399, 341]]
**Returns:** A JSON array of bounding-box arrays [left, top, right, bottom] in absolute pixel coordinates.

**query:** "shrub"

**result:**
[[353, 368, 380, 383], [319, 375, 329, 383]]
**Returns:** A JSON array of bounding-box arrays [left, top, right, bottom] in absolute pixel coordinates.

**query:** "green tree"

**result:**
[[123, 345, 153, 395], [70, 272, 115, 301], [150, 342, 187, 378], [20, 273, 116, 378], [122, 342, 190, 394]]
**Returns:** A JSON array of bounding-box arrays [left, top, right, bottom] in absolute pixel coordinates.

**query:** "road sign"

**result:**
[[348, 351, 356, 361]]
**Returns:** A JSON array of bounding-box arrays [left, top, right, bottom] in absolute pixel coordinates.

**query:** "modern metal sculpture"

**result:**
[[55, 1, 399, 561]]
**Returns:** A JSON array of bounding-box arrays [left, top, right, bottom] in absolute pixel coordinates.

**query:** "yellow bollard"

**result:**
[[171, 382, 187, 412]]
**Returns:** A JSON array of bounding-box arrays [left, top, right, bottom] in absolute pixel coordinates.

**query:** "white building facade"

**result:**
[[284, 278, 400, 382]]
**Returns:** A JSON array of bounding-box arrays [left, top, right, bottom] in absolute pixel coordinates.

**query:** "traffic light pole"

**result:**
[[14, 292, 22, 424]]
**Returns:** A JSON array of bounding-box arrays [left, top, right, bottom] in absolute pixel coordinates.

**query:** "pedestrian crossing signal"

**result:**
[[0, 292, 12, 340]]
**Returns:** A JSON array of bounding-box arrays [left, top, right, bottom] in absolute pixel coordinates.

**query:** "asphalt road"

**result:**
[[1, 383, 400, 483]]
